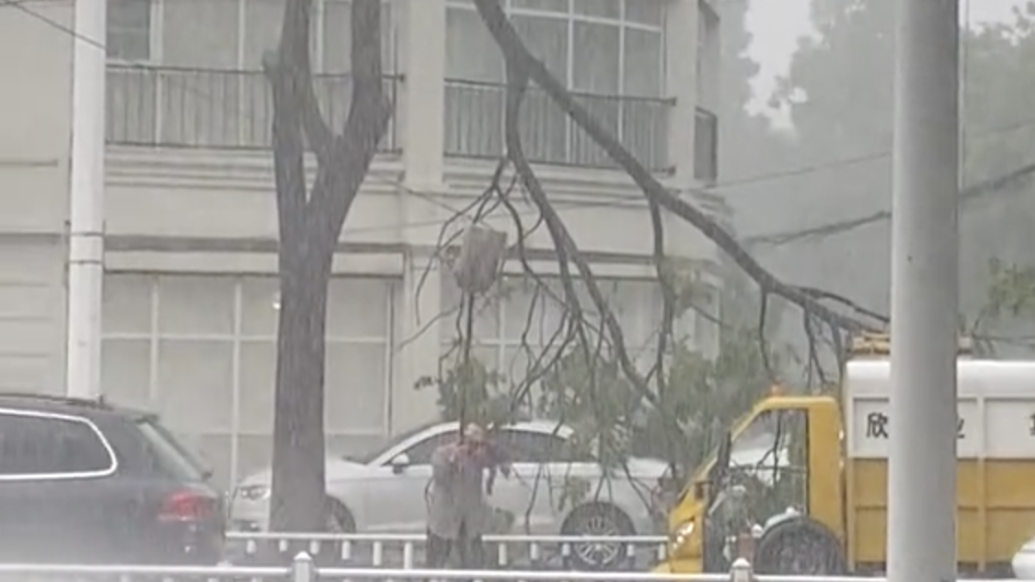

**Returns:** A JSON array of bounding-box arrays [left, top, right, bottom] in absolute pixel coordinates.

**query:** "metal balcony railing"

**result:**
[[444, 79, 673, 173], [105, 64, 400, 151]]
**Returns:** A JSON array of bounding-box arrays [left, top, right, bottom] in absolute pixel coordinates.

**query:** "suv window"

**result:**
[[136, 418, 209, 481], [0, 410, 114, 477]]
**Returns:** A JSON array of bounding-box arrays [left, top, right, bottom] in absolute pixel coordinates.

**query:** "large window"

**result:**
[[444, 0, 668, 169], [447, 0, 662, 93], [100, 274, 395, 488], [438, 275, 674, 414], [106, 0, 397, 148], [107, 0, 395, 71]]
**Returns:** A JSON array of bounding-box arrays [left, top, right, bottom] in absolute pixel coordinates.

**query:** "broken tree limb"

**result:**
[[471, 0, 878, 334]]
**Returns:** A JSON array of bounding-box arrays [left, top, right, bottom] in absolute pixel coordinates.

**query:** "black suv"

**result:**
[[0, 393, 225, 564]]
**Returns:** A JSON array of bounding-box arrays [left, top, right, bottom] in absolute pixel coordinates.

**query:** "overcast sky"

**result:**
[[743, 0, 1026, 117]]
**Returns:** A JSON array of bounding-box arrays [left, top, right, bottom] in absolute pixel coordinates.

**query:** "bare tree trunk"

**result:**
[[269, 227, 334, 532], [264, 0, 391, 538]]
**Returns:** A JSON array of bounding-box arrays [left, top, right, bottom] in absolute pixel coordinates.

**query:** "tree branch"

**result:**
[[471, 0, 876, 335], [275, 0, 335, 160], [309, 0, 392, 240]]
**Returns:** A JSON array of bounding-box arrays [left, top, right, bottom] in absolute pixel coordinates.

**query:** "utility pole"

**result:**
[[67, 0, 107, 399], [887, 2, 959, 582]]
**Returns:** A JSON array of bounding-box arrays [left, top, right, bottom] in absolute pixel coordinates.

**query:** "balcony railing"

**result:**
[[694, 107, 718, 184], [444, 79, 672, 173], [106, 65, 400, 151]]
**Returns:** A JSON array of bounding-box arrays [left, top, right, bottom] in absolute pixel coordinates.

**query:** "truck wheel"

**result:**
[[754, 518, 845, 575]]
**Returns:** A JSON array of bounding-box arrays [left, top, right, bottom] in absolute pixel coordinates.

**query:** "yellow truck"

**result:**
[[654, 336, 1035, 577]]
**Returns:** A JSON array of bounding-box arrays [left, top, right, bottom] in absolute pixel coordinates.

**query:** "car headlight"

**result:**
[[671, 519, 696, 552], [235, 484, 271, 501]]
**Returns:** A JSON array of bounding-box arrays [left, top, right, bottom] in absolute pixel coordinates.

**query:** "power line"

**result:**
[[711, 114, 1035, 193], [743, 160, 1035, 247]]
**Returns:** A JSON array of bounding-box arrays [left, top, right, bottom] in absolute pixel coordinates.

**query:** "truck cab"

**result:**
[[656, 335, 1035, 577], [657, 393, 843, 575]]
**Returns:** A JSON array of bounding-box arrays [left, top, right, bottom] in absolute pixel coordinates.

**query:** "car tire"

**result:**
[[326, 497, 356, 534], [560, 503, 635, 571], [312, 497, 355, 567]]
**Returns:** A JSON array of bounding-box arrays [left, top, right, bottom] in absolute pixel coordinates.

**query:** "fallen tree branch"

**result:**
[[471, 0, 878, 335]]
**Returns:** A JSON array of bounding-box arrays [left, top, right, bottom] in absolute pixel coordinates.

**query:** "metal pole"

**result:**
[[888, 2, 959, 582], [67, 0, 107, 398]]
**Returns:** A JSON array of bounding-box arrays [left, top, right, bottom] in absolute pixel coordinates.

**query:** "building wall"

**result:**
[[0, 0, 722, 488], [0, 1, 73, 394]]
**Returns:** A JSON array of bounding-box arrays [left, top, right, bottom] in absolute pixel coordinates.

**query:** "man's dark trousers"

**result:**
[[426, 522, 485, 568]]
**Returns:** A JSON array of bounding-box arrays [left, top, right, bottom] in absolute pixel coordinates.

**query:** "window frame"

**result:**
[[0, 407, 119, 482], [445, 0, 665, 98]]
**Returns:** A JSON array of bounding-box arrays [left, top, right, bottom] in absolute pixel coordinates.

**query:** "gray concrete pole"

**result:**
[[67, 0, 107, 398], [887, 1, 960, 582]]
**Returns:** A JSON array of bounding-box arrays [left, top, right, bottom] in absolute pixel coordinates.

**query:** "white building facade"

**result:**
[[0, 0, 723, 487]]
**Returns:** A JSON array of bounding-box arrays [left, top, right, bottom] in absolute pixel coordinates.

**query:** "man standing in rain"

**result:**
[[425, 423, 511, 568]]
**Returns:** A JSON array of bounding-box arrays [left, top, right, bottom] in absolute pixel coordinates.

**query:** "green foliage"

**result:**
[[422, 266, 795, 485], [969, 259, 1035, 355], [415, 352, 517, 429], [532, 318, 786, 476], [982, 259, 1035, 321]]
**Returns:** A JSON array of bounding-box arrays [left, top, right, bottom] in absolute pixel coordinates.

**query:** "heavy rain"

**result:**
[[1, 0, 1034, 581]]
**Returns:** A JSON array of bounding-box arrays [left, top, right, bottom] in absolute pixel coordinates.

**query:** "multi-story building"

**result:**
[[0, 0, 723, 486]]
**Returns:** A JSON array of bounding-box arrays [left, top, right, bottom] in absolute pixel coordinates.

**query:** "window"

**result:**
[[320, 0, 395, 73], [512, 0, 566, 11], [101, 274, 394, 489], [692, 282, 720, 355], [623, 28, 662, 97], [402, 431, 458, 465], [161, 0, 238, 68], [574, 0, 620, 18], [626, 1, 663, 26], [107, 0, 152, 61], [439, 276, 668, 399], [572, 22, 620, 94], [696, 0, 720, 107], [444, 0, 667, 168], [499, 430, 592, 464], [0, 412, 115, 478], [446, 0, 663, 98], [721, 409, 808, 519]]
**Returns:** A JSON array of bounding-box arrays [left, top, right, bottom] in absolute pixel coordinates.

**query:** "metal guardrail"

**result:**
[[0, 553, 757, 582], [0, 553, 1012, 582], [226, 532, 669, 570]]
